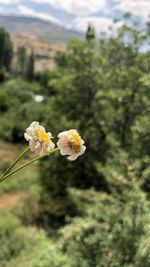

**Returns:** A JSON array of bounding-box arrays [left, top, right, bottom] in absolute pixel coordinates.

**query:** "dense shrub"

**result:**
[[57, 184, 150, 267]]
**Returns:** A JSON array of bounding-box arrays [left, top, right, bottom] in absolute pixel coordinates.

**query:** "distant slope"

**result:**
[[12, 36, 66, 71], [0, 14, 82, 43]]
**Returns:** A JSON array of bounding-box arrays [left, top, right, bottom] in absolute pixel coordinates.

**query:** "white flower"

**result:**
[[57, 129, 86, 161], [24, 121, 55, 155]]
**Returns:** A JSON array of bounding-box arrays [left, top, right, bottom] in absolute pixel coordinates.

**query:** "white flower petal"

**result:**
[[29, 139, 37, 152], [24, 133, 31, 141], [68, 153, 79, 161], [58, 131, 69, 138], [30, 121, 39, 128], [80, 145, 86, 154]]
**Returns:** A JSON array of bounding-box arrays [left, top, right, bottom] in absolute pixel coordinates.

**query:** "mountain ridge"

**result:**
[[0, 14, 82, 43]]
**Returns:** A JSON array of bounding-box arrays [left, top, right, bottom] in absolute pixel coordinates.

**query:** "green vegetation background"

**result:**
[[0, 17, 150, 266]]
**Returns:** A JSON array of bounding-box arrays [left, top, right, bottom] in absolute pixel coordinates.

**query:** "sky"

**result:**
[[0, 0, 150, 32]]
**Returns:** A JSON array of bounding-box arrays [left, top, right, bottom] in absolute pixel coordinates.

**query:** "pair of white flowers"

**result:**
[[24, 121, 86, 161]]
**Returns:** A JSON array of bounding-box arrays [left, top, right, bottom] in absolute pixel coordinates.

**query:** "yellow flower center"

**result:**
[[69, 132, 82, 151], [37, 128, 50, 143]]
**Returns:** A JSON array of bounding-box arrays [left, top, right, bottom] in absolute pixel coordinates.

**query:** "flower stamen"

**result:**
[[37, 128, 50, 143], [69, 132, 82, 151]]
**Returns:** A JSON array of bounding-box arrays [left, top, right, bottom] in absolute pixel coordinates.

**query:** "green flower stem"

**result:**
[[0, 148, 59, 183], [0, 147, 30, 180]]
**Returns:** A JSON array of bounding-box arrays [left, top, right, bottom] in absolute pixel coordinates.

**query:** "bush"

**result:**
[[57, 184, 150, 267], [0, 213, 27, 266], [0, 212, 74, 267]]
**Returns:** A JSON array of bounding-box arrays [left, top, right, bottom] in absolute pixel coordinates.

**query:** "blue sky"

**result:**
[[0, 0, 149, 32]]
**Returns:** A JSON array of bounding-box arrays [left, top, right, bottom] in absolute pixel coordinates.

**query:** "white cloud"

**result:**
[[0, 0, 20, 3], [115, 0, 150, 21], [18, 5, 62, 25], [70, 16, 123, 33], [32, 0, 109, 16], [0, 7, 4, 12]]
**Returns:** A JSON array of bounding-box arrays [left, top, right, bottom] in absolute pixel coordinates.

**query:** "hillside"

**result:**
[[0, 14, 82, 43], [12, 36, 66, 71]]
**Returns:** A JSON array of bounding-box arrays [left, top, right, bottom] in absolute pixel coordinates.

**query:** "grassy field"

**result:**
[[0, 141, 40, 211]]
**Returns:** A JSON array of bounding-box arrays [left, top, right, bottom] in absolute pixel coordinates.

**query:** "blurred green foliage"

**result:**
[[0, 20, 150, 266], [0, 79, 47, 141], [57, 182, 150, 267], [0, 212, 73, 267], [39, 21, 150, 225]]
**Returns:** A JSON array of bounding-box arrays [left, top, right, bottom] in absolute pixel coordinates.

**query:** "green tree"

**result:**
[[16, 46, 27, 76], [39, 21, 150, 227], [25, 51, 35, 82], [0, 27, 13, 72], [39, 28, 111, 226], [86, 24, 96, 40]]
